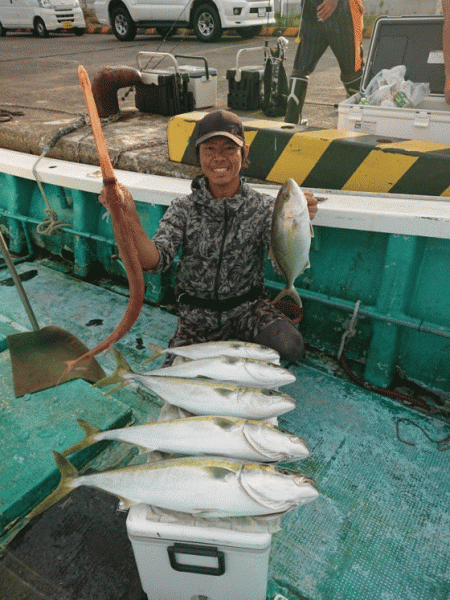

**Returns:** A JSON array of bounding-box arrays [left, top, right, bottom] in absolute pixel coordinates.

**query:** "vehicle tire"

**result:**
[[0, 22, 6, 36], [34, 17, 49, 38], [111, 5, 137, 41], [237, 25, 262, 39], [73, 27, 86, 36], [193, 4, 222, 42], [156, 26, 177, 39]]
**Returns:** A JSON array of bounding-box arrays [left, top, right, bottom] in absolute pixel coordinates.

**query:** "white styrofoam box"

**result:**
[[338, 92, 450, 141], [177, 65, 217, 109], [127, 504, 272, 600]]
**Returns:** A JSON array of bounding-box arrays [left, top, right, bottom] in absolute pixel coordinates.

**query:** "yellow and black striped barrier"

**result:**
[[167, 112, 450, 197]]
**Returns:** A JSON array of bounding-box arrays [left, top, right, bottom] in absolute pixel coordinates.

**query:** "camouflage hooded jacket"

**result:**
[[152, 175, 275, 301]]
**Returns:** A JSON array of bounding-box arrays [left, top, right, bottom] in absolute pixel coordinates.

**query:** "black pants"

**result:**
[[292, 0, 364, 94], [164, 295, 305, 365]]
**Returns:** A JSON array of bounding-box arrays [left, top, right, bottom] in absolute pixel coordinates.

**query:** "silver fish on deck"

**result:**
[[143, 340, 281, 365], [148, 354, 295, 388], [62, 416, 309, 463], [270, 178, 313, 306], [27, 453, 318, 520], [95, 349, 296, 419]]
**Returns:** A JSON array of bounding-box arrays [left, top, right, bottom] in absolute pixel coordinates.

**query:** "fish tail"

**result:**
[[141, 342, 165, 364], [273, 286, 303, 307], [93, 347, 131, 392], [26, 451, 78, 520], [61, 419, 101, 456]]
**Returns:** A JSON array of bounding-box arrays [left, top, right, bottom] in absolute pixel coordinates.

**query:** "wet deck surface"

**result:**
[[1, 261, 450, 600], [273, 366, 450, 599]]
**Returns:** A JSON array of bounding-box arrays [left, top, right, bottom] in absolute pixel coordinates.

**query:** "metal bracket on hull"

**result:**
[[337, 300, 361, 361]]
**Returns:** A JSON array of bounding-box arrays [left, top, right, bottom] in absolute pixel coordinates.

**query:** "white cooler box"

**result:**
[[127, 504, 272, 600], [338, 16, 450, 142], [172, 55, 217, 109]]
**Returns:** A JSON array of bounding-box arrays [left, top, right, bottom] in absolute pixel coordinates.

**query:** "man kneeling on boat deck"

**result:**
[[99, 109, 318, 365]]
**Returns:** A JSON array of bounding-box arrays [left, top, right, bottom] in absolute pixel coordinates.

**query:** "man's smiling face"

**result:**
[[199, 136, 249, 198]]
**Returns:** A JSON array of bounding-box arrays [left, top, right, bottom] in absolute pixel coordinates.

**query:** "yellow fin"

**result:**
[[93, 347, 132, 390], [141, 342, 165, 364], [61, 419, 101, 456], [27, 452, 78, 520]]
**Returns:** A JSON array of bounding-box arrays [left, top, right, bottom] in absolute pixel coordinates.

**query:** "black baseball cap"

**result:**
[[195, 110, 245, 147]]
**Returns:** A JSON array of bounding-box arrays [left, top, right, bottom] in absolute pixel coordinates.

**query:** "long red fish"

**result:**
[[62, 65, 145, 375]]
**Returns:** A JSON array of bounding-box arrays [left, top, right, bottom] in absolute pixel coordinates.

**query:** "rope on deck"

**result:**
[[396, 418, 450, 451], [338, 354, 434, 413]]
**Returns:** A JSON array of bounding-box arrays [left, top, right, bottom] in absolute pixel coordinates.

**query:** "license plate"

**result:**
[[62, 21, 73, 29], [258, 7, 266, 16]]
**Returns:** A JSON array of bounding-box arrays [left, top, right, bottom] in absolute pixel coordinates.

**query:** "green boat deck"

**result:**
[[1, 260, 450, 600]]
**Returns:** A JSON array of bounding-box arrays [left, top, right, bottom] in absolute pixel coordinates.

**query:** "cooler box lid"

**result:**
[[126, 504, 272, 550], [177, 65, 217, 78], [173, 55, 216, 80], [363, 16, 445, 95], [140, 70, 179, 85]]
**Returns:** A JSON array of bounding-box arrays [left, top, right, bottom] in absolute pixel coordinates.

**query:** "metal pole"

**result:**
[[0, 231, 40, 331], [267, 280, 450, 340]]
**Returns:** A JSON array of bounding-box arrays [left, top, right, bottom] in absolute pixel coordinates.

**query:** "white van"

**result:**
[[0, 0, 86, 37], [94, 0, 275, 43]]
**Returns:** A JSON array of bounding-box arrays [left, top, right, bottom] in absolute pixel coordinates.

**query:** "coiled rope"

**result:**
[[33, 116, 87, 235], [32, 113, 121, 235]]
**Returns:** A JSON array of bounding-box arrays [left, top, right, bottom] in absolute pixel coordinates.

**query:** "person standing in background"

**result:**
[[439, 0, 450, 103], [285, 0, 364, 125]]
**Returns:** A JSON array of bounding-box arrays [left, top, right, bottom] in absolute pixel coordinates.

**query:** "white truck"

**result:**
[[93, 0, 275, 42], [0, 0, 86, 37]]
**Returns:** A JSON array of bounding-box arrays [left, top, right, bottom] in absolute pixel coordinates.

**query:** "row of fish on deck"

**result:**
[[28, 341, 318, 521]]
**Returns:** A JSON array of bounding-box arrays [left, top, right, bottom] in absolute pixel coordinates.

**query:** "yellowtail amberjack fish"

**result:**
[[95, 349, 296, 419], [145, 354, 295, 388], [270, 178, 313, 306], [62, 416, 309, 462], [142, 341, 281, 365], [27, 454, 318, 520]]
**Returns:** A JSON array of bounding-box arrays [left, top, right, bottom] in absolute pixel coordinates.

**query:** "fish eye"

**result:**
[[276, 426, 291, 434], [290, 436, 307, 446], [262, 389, 277, 396], [278, 467, 295, 476], [295, 476, 316, 487], [275, 425, 300, 438]]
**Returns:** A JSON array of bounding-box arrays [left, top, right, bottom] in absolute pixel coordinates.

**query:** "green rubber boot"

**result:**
[[284, 76, 309, 124]]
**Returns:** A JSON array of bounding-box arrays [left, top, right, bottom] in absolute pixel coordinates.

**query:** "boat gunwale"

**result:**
[[1, 148, 450, 240]]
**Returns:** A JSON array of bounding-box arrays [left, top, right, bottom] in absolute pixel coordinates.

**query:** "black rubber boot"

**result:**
[[254, 318, 305, 364], [284, 76, 309, 124], [342, 71, 362, 97]]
